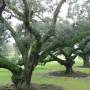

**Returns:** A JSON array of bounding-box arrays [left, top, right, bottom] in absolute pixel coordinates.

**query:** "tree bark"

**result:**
[[13, 60, 35, 90], [64, 63, 73, 74], [24, 63, 34, 90], [22, 52, 38, 90], [0, 55, 35, 90], [0, 56, 22, 74], [64, 60, 74, 74]]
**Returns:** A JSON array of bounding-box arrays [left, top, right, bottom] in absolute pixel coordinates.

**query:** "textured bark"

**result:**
[[64, 60, 75, 74], [0, 56, 22, 74], [13, 70, 33, 90], [24, 64, 34, 90], [64, 63, 73, 74], [12, 58, 35, 90], [22, 51, 39, 90], [0, 56, 24, 90]]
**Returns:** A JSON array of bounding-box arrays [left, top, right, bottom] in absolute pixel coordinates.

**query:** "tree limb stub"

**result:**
[[0, 55, 22, 74]]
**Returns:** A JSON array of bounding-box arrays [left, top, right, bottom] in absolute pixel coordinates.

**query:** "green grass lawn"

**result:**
[[0, 69, 11, 85], [0, 58, 90, 90]]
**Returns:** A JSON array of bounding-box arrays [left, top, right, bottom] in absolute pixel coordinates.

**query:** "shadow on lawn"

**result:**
[[0, 84, 63, 90], [48, 71, 90, 78], [77, 65, 90, 68]]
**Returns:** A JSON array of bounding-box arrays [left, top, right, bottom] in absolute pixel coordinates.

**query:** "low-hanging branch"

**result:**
[[0, 55, 22, 74], [49, 53, 66, 65]]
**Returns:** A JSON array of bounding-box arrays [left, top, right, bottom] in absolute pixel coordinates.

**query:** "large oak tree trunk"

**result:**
[[11, 52, 36, 90], [24, 63, 34, 90], [12, 60, 35, 90], [19, 52, 38, 90]]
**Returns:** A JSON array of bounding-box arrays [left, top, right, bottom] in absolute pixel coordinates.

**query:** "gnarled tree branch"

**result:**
[[5, 0, 24, 20], [0, 55, 22, 74], [42, 0, 66, 43], [0, 17, 24, 55], [22, 0, 41, 41]]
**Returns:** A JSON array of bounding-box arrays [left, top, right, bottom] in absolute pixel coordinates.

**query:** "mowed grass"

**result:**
[[0, 57, 90, 90], [0, 69, 12, 85]]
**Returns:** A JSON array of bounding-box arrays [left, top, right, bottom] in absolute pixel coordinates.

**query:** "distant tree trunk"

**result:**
[[82, 55, 89, 67], [58, 59, 74, 74], [12, 63, 36, 90], [50, 54, 75, 75], [64, 63, 73, 74], [64, 60, 75, 74]]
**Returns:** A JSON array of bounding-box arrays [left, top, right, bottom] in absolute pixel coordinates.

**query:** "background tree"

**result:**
[[42, 0, 90, 74]]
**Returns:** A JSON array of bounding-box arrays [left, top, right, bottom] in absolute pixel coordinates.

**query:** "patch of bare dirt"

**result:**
[[48, 71, 90, 78], [78, 65, 90, 68], [0, 84, 16, 90], [32, 83, 63, 90], [0, 84, 63, 90]]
